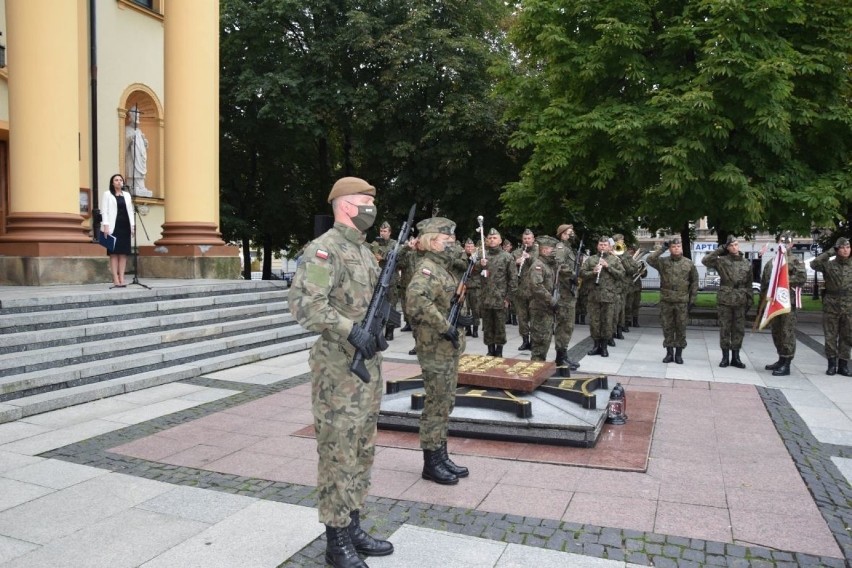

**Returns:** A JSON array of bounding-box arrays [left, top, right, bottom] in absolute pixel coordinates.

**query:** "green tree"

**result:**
[[497, 0, 852, 244]]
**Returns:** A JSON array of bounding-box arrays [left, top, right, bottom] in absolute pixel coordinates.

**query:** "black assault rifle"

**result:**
[[350, 203, 417, 383], [569, 235, 584, 296], [445, 252, 479, 348]]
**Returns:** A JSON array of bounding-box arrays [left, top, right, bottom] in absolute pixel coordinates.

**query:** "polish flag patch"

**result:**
[[421, 268, 432, 276], [315, 250, 329, 260]]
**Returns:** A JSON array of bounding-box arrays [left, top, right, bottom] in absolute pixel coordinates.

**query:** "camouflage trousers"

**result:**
[[554, 299, 577, 350], [611, 292, 625, 331], [660, 301, 688, 348], [576, 287, 589, 317], [625, 288, 641, 323], [770, 311, 797, 358], [309, 340, 383, 527], [529, 308, 554, 361], [416, 341, 461, 449], [822, 302, 852, 359], [717, 304, 746, 349], [481, 307, 507, 346], [588, 300, 615, 342], [516, 294, 532, 336], [465, 288, 481, 326]]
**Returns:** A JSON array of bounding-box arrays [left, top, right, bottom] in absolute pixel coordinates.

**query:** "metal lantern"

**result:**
[[606, 383, 628, 425]]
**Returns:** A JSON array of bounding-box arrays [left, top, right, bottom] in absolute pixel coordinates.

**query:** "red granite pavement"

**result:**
[[110, 363, 842, 559]]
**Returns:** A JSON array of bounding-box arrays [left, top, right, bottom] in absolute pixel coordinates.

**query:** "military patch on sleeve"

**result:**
[[306, 263, 330, 288], [421, 268, 432, 276], [315, 249, 329, 260]]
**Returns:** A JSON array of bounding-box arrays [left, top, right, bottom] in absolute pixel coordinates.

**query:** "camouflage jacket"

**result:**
[[406, 251, 464, 351], [529, 256, 557, 311], [580, 252, 625, 303], [465, 250, 482, 289], [761, 252, 807, 308], [474, 246, 518, 309], [811, 248, 852, 312], [647, 250, 698, 304], [555, 243, 578, 301], [289, 222, 380, 360], [513, 244, 538, 298], [702, 248, 752, 307], [398, 245, 420, 288]]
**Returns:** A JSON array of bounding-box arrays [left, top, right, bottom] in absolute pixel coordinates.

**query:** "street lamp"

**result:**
[[811, 228, 822, 299]]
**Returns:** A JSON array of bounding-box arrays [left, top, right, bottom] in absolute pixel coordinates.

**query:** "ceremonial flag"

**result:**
[[758, 244, 791, 330]]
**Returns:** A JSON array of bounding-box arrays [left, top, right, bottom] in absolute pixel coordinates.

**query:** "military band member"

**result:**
[[610, 234, 629, 342], [474, 228, 518, 357], [463, 238, 482, 338], [554, 224, 580, 371], [702, 235, 753, 368], [528, 236, 559, 361], [625, 244, 647, 329], [761, 234, 807, 376], [581, 236, 625, 357], [810, 236, 852, 376], [370, 221, 399, 341], [289, 177, 394, 567], [576, 251, 590, 325], [646, 238, 699, 364], [514, 229, 537, 350], [406, 217, 469, 485]]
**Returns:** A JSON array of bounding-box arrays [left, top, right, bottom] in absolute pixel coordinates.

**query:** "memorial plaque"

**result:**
[[457, 354, 554, 392]]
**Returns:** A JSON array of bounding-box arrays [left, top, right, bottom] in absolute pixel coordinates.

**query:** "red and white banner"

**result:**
[[758, 245, 791, 330]]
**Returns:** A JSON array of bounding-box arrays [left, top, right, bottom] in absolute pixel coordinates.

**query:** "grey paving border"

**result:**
[[39, 374, 849, 567]]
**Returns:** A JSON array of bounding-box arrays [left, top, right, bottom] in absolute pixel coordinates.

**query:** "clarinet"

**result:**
[[594, 253, 606, 285]]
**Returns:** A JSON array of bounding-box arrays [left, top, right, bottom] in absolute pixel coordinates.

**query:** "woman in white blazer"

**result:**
[[101, 174, 135, 287]]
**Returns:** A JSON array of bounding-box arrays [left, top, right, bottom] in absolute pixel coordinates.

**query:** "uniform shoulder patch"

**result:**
[[421, 268, 432, 276], [315, 249, 329, 260]]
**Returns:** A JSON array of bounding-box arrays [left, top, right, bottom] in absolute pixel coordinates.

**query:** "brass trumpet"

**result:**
[[613, 241, 627, 256]]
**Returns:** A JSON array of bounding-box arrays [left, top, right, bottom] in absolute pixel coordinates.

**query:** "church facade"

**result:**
[[0, 0, 238, 285]]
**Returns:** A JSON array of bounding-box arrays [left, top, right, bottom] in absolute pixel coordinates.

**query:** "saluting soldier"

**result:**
[[810, 236, 852, 376], [463, 238, 482, 338], [581, 236, 625, 357], [474, 228, 518, 357], [761, 233, 807, 376], [702, 235, 753, 368], [646, 238, 699, 364], [554, 224, 581, 371], [370, 221, 399, 341], [406, 217, 470, 485], [289, 177, 394, 567], [513, 229, 537, 350], [528, 236, 560, 361]]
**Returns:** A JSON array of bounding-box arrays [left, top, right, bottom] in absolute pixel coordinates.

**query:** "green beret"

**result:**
[[416, 217, 456, 236], [327, 177, 376, 203], [536, 236, 559, 248]]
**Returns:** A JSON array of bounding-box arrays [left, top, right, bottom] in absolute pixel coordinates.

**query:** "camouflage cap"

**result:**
[[725, 235, 739, 247], [464, 238, 475, 246], [836, 237, 850, 248], [327, 177, 376, 203], [598, 235, 611, 243], [556, 224, 573, 237], [522, 228, 534, 236], [487, 228, 501, 237], [379, 221, 391, 230], [669, 237, 682, 246], [416, 217, 456, 236], [536, 235, 559, 248]]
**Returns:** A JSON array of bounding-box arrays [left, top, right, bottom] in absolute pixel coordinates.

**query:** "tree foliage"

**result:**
[[497, 0, 852, 243]]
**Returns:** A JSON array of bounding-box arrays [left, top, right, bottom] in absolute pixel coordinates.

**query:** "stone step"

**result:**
[[0, 312, 295, 374], [0, 324, 312, 400], [0, 302, 291, 354], [0, 334, 317, 423]]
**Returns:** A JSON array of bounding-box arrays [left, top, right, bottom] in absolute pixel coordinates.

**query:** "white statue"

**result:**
[[125, 108, 152, 197]]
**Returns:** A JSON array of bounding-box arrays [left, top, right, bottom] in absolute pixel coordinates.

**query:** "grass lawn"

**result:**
[[640, 290, 823, 312]]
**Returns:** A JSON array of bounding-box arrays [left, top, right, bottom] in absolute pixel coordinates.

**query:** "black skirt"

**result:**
[[109, 195, 133, 256]]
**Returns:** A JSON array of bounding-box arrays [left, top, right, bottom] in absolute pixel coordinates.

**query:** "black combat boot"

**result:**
[[472, 325, 479, 338], [632, 316, 640, 327], [401, 322, 412, 332], [600, 343, 609, 357], [325, 525, 367, 568], [719, 349, 730, 368], [827, 357, 837, 375], [674, 347, 684, 365], [408, 347, 417, 355], [384, 326, 394, 341], [607, 336, 616, 347], [765, 358, 784, 371], [622, 323, 630, 333], [587, 340, 602, 356], [575, 314, 580, 324], [579, 314, 586, 325], [662, 347, 674, 364], [495, 345, 504, 357], [439, 441, 469, 478], [568, 358, 580, 371], [519, 334, 531, 351], [731, 349, 746, 369], [615, 327, 625, 340], [512, 313, 518, 325], [555, 349, 570, 377], [349, 510, 394, 557], [465, 326, 473, 337], [422, 449, 459, 485], [506, 313, 513, 325], [772, 357, 791, 376], [838, 360, 852, 377], [487, 344, 496, 356]]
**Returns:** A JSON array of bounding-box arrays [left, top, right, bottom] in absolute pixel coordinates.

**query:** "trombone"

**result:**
[[631, 248, 650, 283]]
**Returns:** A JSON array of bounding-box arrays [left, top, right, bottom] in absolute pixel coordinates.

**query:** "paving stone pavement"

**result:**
[[0, 291, 850, 567]]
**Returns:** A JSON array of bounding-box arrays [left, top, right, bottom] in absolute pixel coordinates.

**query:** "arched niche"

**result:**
[[118, 85, 163, 199]]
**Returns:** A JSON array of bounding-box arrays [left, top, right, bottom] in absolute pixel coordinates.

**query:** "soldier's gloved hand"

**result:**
[[457, 314, 474, 328], [442, 325, 460, 349], [347, 326, 377, 359]]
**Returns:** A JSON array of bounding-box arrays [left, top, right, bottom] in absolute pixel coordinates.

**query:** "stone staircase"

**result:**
[[0, 280, 316, 424]]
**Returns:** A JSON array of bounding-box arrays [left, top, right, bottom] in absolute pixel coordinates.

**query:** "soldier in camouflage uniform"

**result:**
[[647, 238, 698, 364], [581, 236, 625, 357], [576, 252, 590, 325], [810, 236, 852, 376], [463, 238, 482, 338], [406, 217, 470, 485], [624, 244, 647, 329], [289, 177, 393, 568], [702, 235, 753, 368], [554, 224, 580, 371], [513, 229, 537, 350], [528, 236, 559, 361], [760, 234, 807, 376], [474, 228, 518, 357], [502, 239, 517, 325], [370, 221, 398, 341], [398, 237, 420, 355], [610, 234, 629, 342]]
